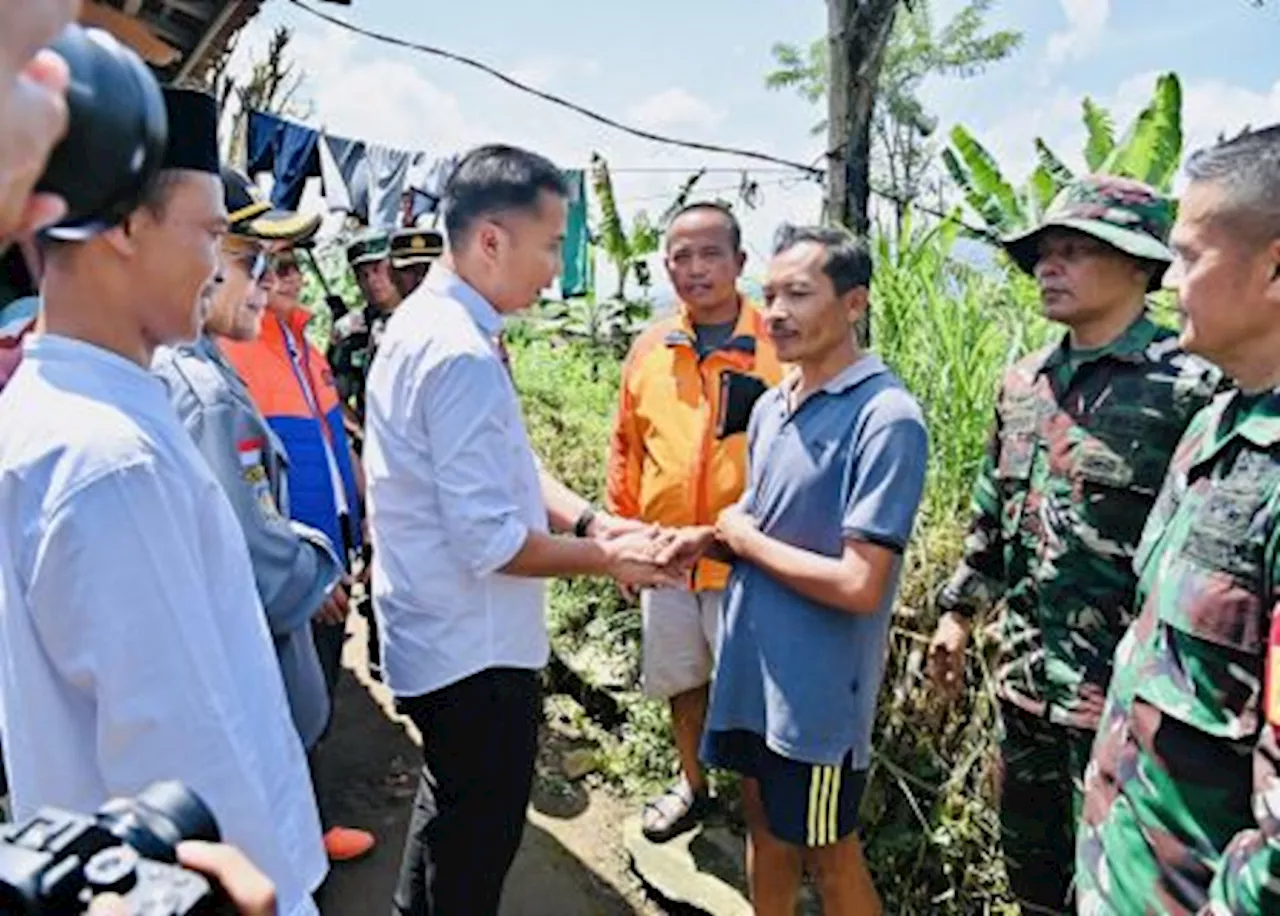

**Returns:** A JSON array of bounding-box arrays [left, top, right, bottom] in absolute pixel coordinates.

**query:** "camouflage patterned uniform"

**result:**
[[1076, 388, 1280, 915], [939, 177, 1221, 915], [330, 230, 394, 452]]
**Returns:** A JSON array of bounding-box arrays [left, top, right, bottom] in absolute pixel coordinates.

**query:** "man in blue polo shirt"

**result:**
[[661, 224, 928, 914]]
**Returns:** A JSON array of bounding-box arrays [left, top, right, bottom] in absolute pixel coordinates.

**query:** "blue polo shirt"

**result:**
[[704, 354, 928, 768]]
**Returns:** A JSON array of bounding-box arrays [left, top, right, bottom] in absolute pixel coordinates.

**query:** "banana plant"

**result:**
[[943, 72, 1183, 238]]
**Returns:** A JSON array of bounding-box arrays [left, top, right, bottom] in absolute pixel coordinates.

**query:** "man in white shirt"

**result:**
[[365, 143, 681, 916], [0, 88, 326, 916]]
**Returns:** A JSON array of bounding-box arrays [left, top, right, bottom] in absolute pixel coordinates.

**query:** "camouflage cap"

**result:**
[[389, 228, 445, 269], [1002, 175, 1175, 292], [346, 229, 390, 267]]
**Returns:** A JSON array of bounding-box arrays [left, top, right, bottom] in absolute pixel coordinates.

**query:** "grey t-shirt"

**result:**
[[694, 320, 737, 359], [705, 354, 929, 767]]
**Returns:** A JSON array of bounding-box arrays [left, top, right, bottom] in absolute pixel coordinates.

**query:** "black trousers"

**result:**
[[391, 667, 540, 916]]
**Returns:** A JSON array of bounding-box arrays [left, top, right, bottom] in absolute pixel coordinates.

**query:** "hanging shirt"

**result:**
[[364, 268, 549, 698], [246, 111, 322, 211], [0, 334, 327, 916]]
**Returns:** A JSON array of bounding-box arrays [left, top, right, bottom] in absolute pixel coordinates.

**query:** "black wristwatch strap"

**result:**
[[573, 506, 597, 538]]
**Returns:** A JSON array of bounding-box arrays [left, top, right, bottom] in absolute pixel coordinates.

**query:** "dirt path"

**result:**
[[312, 615, 665, 915]]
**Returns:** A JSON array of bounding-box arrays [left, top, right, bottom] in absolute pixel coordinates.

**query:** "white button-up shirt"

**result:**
[[364, 267, 549, 698], [0, 335, 326, 916]]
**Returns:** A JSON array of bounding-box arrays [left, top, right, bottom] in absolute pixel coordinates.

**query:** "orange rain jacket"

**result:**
[[607, 300, 783, 591]]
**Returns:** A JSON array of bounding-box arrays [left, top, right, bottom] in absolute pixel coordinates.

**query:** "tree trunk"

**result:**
[[826, 0, 901, 345]]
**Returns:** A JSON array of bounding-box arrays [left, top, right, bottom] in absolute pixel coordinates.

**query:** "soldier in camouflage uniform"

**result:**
[[330, 229, 403, 451], [926, 176, 1221, 914], [1076, 127, 1280, 916]]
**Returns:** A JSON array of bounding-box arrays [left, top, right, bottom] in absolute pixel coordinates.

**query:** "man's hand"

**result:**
[[587, 511, 647, 540], [601, 527, 684, 589], [88, 840, 276, 916], [654, 526, 716, 573], [314, 581, 350, 626], [0, 2, 80, 243], [714, 506, 760, 557], [926, 610, 972, 702]]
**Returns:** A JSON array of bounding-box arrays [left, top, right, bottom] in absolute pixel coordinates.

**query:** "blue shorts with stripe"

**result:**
[[703, 729, 866, 848]]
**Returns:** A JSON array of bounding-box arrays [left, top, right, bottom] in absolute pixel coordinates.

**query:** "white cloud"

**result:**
[[626, 88, 724, 132], [1046, 0, 1110, 65], [509, 56, 568, 90], [942, 70, 1280, 193]]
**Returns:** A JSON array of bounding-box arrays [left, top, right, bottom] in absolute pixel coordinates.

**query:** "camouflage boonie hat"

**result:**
[[390, 228, 444, 269], [346, 229, 390, 267], [1002, 175, 1175, 292]]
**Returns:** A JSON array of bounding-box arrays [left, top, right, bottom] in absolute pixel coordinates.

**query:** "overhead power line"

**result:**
[[286, 0, 824, 177]]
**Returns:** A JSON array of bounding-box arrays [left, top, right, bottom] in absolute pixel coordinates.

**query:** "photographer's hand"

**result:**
[[0, 2, 79, 242], [87, 840, 277, 916]]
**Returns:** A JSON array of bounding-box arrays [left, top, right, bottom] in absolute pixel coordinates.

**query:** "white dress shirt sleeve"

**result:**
[[417, 350, 531, 576], [26, 460, 317, 913]]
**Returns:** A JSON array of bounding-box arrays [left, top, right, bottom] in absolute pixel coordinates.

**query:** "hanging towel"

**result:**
[[560, 169, 590, 298]]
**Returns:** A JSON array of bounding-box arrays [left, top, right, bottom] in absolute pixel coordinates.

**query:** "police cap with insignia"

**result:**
[[346, 229, 390, 267], [221, 167, 322, 243], [389, 228, 444, 269]]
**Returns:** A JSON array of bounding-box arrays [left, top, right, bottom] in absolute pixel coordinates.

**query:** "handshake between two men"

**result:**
[[589, 507, 760, 591]]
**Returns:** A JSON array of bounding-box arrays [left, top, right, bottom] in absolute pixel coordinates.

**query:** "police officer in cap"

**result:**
[[388, 226, 444, 299], [153, 165, 378, 865]]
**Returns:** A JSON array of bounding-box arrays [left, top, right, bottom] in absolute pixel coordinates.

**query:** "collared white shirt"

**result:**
[[0, 335, 326, 916], [364, 267, 549, 698]]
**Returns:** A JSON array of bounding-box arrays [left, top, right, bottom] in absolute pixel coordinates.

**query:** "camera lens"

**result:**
[[36, 24, 168, 238], [96, 782, 222, 864]]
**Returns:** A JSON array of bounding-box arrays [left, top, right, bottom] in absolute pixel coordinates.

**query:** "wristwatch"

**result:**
[[573, 506, 597, 538]]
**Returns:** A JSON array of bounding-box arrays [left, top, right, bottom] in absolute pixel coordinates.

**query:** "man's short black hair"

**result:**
[[442, 144, 568, 243], [772, 224, 872, 294], [666, 201, 742, 252], [1185, 123, 1280, 246]]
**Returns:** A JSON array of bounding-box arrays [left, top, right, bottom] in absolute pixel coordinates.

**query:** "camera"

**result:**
[[0, 782, 234, 915], [36, 23, 168, 241]]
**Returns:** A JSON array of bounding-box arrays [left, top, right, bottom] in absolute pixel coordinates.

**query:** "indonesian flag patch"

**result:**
[[1268, 609, 1280, 728]]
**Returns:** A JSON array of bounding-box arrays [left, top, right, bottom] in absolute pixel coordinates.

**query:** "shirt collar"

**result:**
[[1191, 387, 1280, 470], [1035, 312, 1161, 376], [424, 266, 505, 337], [28, 332, 167, 393], [781, 352, 888, 404]]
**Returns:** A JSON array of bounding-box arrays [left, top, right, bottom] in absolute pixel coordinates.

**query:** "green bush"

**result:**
[[512, 221, 1052, 913]]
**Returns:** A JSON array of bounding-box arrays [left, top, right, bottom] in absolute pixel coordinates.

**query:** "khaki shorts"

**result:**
[[640, 587, 724, 699]]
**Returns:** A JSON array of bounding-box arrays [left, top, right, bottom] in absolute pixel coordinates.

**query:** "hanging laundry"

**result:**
[[560, 169, 589, 298], [318, 133, 366, 215], [405, 154, 460, 222], [318, 134, 425, 230], [367, 145, 425, 230], [246, 111, 321, 210]]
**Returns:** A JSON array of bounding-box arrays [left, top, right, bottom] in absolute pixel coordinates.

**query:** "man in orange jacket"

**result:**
[[608, 202, 783, 842]]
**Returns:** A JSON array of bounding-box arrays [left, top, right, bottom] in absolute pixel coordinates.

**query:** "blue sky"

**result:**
[[229, 0, 1280, 287]]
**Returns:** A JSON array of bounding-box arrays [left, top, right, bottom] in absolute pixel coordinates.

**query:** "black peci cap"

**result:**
[[159, 88, 220, 174]]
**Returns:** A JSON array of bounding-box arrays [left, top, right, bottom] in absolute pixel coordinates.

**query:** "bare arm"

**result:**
[[721, 510, 900, 615]]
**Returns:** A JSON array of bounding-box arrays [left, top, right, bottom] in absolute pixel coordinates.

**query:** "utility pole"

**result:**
[[826, 0, 901, 343]]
